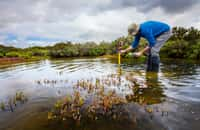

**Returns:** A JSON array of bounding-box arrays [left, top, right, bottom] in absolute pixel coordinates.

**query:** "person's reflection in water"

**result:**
[[126, 72, 166, 105]]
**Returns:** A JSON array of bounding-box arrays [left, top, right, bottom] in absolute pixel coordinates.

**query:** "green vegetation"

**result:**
[[160, 27, 200, 59], [5, 51, 21, 57], [0, 52, 4, 57], [48, 41, 115, 57], [0, 26, 200, 60]]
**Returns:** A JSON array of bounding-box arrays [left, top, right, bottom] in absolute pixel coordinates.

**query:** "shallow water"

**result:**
[[0, 58, 200, 130]]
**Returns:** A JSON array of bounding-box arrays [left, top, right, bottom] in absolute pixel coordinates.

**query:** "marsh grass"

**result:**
[[47, 73, 143, 125], [0, 91, 28, 112]]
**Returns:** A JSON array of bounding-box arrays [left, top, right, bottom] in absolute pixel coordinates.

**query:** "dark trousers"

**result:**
[[146, 50, 160, 72]]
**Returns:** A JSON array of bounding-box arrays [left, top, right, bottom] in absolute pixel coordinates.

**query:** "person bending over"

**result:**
[[120, 20, 172, 72]]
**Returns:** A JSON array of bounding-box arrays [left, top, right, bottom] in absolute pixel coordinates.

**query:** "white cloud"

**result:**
[[0, 0, 199, 47]]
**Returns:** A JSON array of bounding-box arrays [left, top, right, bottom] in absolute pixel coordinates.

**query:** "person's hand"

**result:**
[[133, 52, 142, 57], [119, 50, 126, 54]]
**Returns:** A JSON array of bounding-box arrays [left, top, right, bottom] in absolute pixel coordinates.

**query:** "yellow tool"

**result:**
[[117, 41, 123, 65], [118, 52, 121, 65]]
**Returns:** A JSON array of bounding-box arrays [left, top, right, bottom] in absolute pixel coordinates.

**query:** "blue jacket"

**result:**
[[132, 21, 170, 48]]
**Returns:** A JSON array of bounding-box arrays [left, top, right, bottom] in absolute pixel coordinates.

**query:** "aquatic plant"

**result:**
[[48, 74, 132, 123], [0, 102, 5, 111], [8, 98, 14, 112], [49, 89, 128, 123], [15, 91, 28, 103], [35, 79, 69, 86], [48, 71, 166, 125], [145, 107, 153, 113], [0, 91, 28, 112]]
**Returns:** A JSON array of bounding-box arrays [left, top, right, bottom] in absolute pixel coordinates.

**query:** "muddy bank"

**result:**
[[0, 57, 25, 64]]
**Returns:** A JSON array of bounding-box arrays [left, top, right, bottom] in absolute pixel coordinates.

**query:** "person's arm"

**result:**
[[120, 46, 133, 54], [132, 34, 141, 48], [133, 31, 155, 57], [120, 34, 141, 54]]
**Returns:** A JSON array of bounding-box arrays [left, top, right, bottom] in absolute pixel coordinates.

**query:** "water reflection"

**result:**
[[125, 72, 165, 105], [159, 59, 200, 102], [161, 59, 200, 78]]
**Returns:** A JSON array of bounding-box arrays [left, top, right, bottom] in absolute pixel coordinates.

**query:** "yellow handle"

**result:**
[[118, 53, 121, 65]]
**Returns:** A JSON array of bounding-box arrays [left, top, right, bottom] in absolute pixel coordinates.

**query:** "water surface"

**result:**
[[0, 58, 200, 130]]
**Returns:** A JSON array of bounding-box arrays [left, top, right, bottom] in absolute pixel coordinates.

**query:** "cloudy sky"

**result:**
[[0, 0, 200, 47]]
